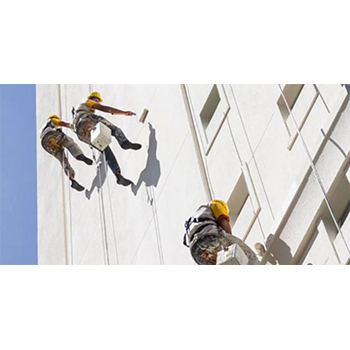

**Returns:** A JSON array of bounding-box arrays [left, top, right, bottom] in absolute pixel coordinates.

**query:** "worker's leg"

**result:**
[[75, 118, 96, 145], [61, 135, 93, 165], [104, 146, 132, 186], [54, 150, 85, 192], [61, 135, 83, 158], [93, 115, 141, 150], [103, 146, 121, 174], [53, 149, 75, 180]]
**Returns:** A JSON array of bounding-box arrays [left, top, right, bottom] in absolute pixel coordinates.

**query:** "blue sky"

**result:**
[[0, 84, 37, 265]]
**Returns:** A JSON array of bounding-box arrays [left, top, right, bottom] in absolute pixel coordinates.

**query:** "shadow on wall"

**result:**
[[264, 234, 293, 265], [132, 123, 161, 195], [321, 129, 347, 159], [85, 153, 107, 200], [342, 84, 350, 94]]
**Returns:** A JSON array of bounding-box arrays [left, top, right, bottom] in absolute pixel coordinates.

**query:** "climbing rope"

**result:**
[[58, 83, 73, 265], [278, 84, 350, 263], [67, 165, 74, 265], [90, 146, 110, 265], [97, 84, 166, 264], [89, 84, 110, 265], [129, 130, 191, 264], [183, 84, 215, 199], [104, 151, 120, 265], [99, 85, 159, 265], [229, 85, 276, 223], [225, 113, 267, 241], [150, 186, 164, 265], [65, 84, 74, 265]]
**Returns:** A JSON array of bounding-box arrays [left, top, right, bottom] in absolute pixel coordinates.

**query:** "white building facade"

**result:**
[[36, 84, 350, 265]]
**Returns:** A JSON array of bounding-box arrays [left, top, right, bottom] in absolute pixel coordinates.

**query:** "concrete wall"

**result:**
[[37, 84, 350, 264]]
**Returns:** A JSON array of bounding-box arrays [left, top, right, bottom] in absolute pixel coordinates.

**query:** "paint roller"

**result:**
[[138, 109, 149, 123]]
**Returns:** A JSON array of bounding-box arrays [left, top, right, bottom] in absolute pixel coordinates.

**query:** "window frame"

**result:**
[[197, 84, 231, 155], [277, 84, 318, 150], [227, 162, 261, 241]]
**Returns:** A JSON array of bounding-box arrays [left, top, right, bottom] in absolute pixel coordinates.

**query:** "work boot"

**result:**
[[76, 154, 93, 165], [71, 179, 85, 192], [116, 174, 132, 187], [121, 140, 142, 150]]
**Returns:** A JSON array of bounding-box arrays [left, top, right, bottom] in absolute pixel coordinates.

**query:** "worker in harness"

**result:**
[[73, 91, 142, 187], [184, 200, 260, 265], [40, 115, 93, 192]]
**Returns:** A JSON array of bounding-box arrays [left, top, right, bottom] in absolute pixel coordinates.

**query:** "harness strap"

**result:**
[[183, 216, 216, 247], [73, 109, 91, 129], [76, 109, 90, 115]]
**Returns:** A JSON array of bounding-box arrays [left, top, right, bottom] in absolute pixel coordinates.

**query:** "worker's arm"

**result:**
[[57, 121, 74, 129], [210, 199, 232, 234], [93, 103, 134, 116], [217, 216, 232, 235], [51, 117, 74, 130]]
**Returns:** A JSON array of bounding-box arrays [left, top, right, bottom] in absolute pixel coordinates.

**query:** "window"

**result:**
[[300, 219, 339, 265], [200, 84, 221, 131], [339, 201, 350, 228], [320, 175, 350, 239], [197, 84, 231, 153], [227, 163, 261, 240], [277, 84, 318, 150], [227, 173, 249, 226], [277, 84, 304, 128], [300, 173, 350, 265], [320, 173, 350, 264]]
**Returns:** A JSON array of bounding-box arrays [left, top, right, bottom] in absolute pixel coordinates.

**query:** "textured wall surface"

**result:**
[[37, 84, 350, 265]]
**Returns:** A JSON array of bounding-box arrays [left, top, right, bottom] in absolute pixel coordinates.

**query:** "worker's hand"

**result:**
[[69, 123, 75, 130], [124, 111, 135, 116]]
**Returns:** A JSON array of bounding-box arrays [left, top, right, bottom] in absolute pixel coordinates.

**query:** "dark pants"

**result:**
[[76, 114, 129, 175], [104, 146, 120, 174]]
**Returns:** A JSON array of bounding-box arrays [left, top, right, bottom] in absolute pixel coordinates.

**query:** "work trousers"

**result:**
[[190, 227, 261, 265], [76, 114, 129, 174], [42, 131, 83, 179]]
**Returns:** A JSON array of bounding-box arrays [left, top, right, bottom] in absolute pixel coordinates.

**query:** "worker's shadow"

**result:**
[[264, 234, 293, 265], [132, 123, 161, 196], [85, 153, 107, 200]]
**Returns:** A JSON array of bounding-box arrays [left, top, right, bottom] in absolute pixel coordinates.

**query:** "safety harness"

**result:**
[[183, 203, 260, 265], [40, 120, 65, 154], [183, 216, 217, 247]]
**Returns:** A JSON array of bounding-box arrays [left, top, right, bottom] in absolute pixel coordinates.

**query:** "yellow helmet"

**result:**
[[88, 91, 103, 102], [48, 114, 61, 121], [210, 199, 230, 219]]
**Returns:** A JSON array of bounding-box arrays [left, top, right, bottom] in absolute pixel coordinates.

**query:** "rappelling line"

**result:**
[[150, 186, 164, 265], [89, 84, 110, 265], [129, 130, 191, 264], [91, 148, 107, 264], [278, 84, 349, 263], [118, 84, 159, 173], [90, 147, 109, 265], [221, 85, 267, 240], [58, 83, 71, 265], [64, 84, 74, 264], [184, 84, 215, 199], [142, 86, 164, 264], [96, 150, 110, 265], [103, 85, 157, 203], [229, 85, 276, 223], [226, 113, 266, 241], [104, 151, 120, 265], [226, 113, 244, 167], [125, 85, 190, 265]]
